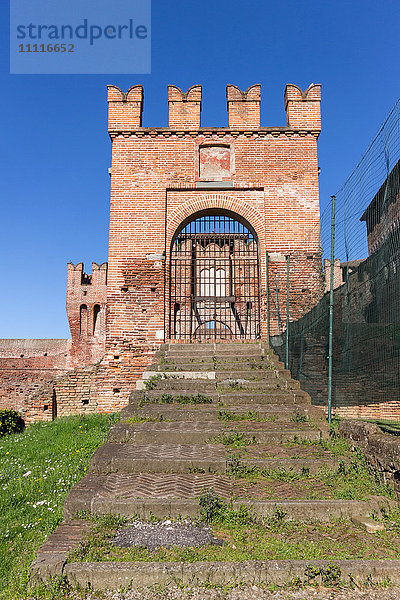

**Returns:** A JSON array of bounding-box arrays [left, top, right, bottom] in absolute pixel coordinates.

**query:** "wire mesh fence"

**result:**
[[271, 99, 400, 423]]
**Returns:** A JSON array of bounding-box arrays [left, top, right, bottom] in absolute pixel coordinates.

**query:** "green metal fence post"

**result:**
[[286, 255, 290, 370], [328, 195, 336, 424], [266, 251, 270, 346]]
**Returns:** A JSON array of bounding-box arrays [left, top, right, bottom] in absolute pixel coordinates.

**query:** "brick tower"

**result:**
[[103, 82, 323, 401]]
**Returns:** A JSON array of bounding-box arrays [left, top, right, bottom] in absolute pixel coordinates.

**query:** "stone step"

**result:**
[[140, 379, 218, 392], [107, 421, 321, 444], [58, 557, 400, 591], [63, 472, 394, 523], [89, 443, 339, 475], [141, 370, 217, 383], [120, 404, 219, 421], [130, 389, 308, 406], [120, 403, 321, 422], [164, 343, 264, 355], [161, 349, 265, 359], [150, 363, 215, 372], [217, 379, 300, 391], [215, 370, 293, 381], [219, 390, 310, 406], [154, 357, 276, 369], [130, 389, 219, 404]]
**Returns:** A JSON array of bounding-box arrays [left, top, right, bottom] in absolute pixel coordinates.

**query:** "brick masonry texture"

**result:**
[[0, 82, 326, 421], [274, 229, 400, 421], [0, 261, 107, 422]]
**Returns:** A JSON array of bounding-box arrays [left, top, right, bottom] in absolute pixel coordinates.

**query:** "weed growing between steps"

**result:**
[[290, 414, 308, 423], [218, 410, 277, 422], [68, 495, 400, 564], [0, 413, 118, 600], [139, 392, 213, 407], [224, 444, 395, 501], [144, 374, 169, 390], [212, 432, 257, 447], [285, 433, 350, 456], [123, 414, 170, 423]]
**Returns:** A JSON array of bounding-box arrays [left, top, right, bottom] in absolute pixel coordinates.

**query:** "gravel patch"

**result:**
[[113, 519, 223, 551]]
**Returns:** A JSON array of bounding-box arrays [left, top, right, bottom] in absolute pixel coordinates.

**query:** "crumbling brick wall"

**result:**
[[0, 262, 107, 421]]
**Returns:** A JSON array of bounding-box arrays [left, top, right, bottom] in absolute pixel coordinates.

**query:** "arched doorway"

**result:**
[[169, 210, 261, 340]]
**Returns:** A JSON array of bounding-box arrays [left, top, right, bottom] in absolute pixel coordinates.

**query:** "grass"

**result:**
[[69, 496, 400, 565], [213, 432, 257, 447], [0, 413, 118, 599], [139, 392, 213, 406], [218, 410, 276, 422], [285, 432, 352, 456], [224, 441, 395, 500], [123, 414, 168, 423]]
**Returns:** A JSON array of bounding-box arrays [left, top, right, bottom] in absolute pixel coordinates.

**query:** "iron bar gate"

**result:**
[[169, 213, 261, 341]]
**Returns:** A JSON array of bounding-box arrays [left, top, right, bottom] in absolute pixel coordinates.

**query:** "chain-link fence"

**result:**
[[271, 99, 400, 424]]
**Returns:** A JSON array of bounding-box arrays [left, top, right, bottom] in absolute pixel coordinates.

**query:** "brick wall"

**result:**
[[0, 262, 107, 421], [274, 230, 400, 420], [103, 82, 323, 410]]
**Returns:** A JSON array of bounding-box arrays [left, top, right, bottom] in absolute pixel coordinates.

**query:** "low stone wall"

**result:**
[[338, 419, 400, 500]]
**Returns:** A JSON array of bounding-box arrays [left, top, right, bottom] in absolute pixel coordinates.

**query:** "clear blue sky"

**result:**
[[1, 0, 399, 338]]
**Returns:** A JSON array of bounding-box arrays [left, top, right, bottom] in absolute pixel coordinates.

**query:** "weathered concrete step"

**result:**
[[141, 370, 216, 382], [150, 363, 215, 372], [153, 354, 283, 369], [120, 404, 219, 421], [217, 379, 300, 391], [64, 474, 394, 522], [219, 391, 310, 406], [216, 370, 293, 381], [107, 421, 321, 444], [130, 390, 219, 403], [164, 343, 264, 355], [155, 357, 215, 366], [160, 350, 266, 360], [89, 443, 339, 475], [60, 558, 400, 590], [120, 403, 321, 422], [139, 379, 218, 392]]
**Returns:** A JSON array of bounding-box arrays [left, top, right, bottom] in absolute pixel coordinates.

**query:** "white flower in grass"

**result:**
[[23, 470, 32, 477]]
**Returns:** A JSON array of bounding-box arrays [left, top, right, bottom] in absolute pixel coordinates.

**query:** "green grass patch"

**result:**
[[225, 450, 394, 500], [0, 413, 118, 599], [69, 493, 400, 565], [213, 432, 257, 447], [290, 413, 308, 423], [139, 392, 213, 406], [218, 410, 276, 422], [285, 433, 352, 457], [123, 414, 168, 423]]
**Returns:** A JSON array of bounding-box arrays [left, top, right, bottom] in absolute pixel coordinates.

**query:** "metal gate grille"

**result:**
[[169, 214, 261, 340]]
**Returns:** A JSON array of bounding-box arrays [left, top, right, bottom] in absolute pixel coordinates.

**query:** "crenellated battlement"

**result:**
[[284, 83, 321, 131], [226, 84, 261, 128], [67, 262, 107, 287], [107, 83, 321, 133], [66, 262, 108, 345], [107, 84, 143, 131], [168, 85, 202, 128]]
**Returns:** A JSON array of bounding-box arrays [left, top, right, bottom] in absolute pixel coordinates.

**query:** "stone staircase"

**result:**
[[33, 343, 399, 590]]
